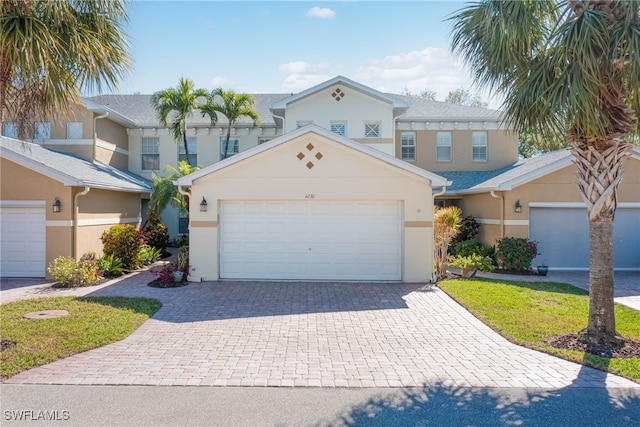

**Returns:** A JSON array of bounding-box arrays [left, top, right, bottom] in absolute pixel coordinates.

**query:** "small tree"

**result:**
[[433, 206, 462, 278], [101, 224, 142, 270]]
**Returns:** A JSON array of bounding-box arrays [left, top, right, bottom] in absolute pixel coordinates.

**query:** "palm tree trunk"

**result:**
[[573, 142, 632, 346], [222, 127, 232, 160], [182, 130, 191, 166]]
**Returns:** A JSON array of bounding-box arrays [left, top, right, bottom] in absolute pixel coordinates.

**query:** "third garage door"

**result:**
[[219, 201, 403, 280]]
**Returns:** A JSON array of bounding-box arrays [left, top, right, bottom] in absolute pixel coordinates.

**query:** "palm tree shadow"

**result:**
[[321, 364, 640, 427]]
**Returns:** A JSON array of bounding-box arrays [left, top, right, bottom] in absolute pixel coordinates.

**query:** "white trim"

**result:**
[[77, 217, 140, 227], [97, 140, 129, 155], [46, 220, 74, 227], [529, 202, 640, 209], [476, 218, 500, 225], [505, 219, 529, 226], [44, 138, 93, 145], [0, 200, 46, 207]]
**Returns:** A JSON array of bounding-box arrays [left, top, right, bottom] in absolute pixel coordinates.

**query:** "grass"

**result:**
[[0, 296, 161, 379], [438, 278, 640, 382]]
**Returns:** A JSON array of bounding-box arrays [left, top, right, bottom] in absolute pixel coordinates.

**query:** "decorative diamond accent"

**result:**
[[331, 89, 345, 102], [306, 162, 314, 169], [297, 152, 305, 160], [315, 152, 323, 160], [306, 143, 314, 151]]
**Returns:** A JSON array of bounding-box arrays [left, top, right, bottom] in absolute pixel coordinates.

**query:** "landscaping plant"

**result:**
[[100, 224, 142, 270], [449, 254, 495, 277], [495, 237, 539, 272], [96, 254, 125, 277], [48, 256, 100, 287], [433, 206, 462, 278], [143, 210, 169, 252]]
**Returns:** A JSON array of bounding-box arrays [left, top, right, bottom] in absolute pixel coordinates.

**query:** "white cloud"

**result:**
[[210, 76, 235, 88], [306, 7, 336, 19], [281, 73, 332, 93], [278, 61, 339, 92]]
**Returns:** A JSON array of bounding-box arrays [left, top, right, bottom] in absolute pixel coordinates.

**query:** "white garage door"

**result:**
[[530, 206, 640, 270], [219, 201, 403, 280], [0, 203, 46, 277]]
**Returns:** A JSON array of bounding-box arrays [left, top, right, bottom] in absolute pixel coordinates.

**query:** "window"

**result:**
[[220, 137, 239, 157], [296, 121, 313, 129], [258, 137, 272, 145], [2, 122, 18, 138], [141, 137, 160, 170], [34, 122, 51, 140], [364, 122, 381, 138], [178, 137, 197, 165], [330, 121, 346, 136], [436, 132, 452, 162], [178, 214, 189, 235], [401, 132, 416, 161], [66, 122, 83, 139], [472, 131, 488, 162]]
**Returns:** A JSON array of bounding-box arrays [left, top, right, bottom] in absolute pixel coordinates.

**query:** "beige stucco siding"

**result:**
[[396, 129, 518, 172], [188, 132, 436, 282], [48, 104, 94, 139]]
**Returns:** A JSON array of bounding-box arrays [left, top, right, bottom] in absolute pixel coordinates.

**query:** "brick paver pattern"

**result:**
[[3, 268, 639, 389]]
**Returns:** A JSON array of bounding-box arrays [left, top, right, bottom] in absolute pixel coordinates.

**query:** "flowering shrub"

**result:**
[[150, 264, 179, 285], [495, 237, 539, 271], [48, 256, 100, 287]]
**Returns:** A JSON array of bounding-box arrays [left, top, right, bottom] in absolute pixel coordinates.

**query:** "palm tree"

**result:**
[[150, 78, 213, 166], [149, 161, 199, 215], [433, 206, 462, 279], [450, 0, 639, 346], [201, 88, 260, 160], [1, 0, 131, 139]]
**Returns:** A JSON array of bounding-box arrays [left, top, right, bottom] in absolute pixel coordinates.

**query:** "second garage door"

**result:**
[[219, 201, 403, 280], [0, 203, 46, 277]]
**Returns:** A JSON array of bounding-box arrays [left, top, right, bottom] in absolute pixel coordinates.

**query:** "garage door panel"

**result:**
[[219, 201, 403, 280], [1, 205, 46, 277]]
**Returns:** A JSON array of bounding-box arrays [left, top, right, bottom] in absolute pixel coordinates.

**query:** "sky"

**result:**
[[115, 1, 501, 107]]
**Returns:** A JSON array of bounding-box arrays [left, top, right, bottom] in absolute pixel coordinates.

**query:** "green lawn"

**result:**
[[438, 278, 640, 382], [0, 296, 161, 379]]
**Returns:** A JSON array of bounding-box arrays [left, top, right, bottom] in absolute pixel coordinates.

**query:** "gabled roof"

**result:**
[[390, 94, 504, 122], [440, 146, 640, 195], [176, 124, 450, 187], [269, 75, 408, 110], [0, 137, 151, 193]]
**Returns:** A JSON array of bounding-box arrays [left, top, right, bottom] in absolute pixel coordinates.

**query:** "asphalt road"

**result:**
[[1, 384, 639, 427]]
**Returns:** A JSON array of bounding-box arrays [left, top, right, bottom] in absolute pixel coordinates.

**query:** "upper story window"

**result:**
[[436, 132, 452, 162], [220, 137, 239, 157], [34, 122, 51, 140], [364, 122, 381, 138], [141, 137, 160, 170], [296, 121, 313, 129], [330, 121, 346, 136], [472, 131, 488, 162], [258, 137, 272, 145], [401, 132, 416, 161], [66, 122, 83, 139], [2, 122, 18, 138], [178, 137, 197, 165]]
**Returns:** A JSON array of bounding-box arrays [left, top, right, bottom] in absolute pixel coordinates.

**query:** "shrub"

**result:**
[[48, 256, 100, 287], [150, 264, 180, 285], [177, 244, 189, 274], [138, 245, 162, 266], [449, 254, 495, 276], [451, 216, 480, 248], [453, 240, 488, 257], [101, 224, 142, 270], [143, 210, 169, 252], [96, 254, 125, 277], [495, 237, 539, 271]]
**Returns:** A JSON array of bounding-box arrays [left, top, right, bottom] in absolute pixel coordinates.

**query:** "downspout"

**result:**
[[73, 186, 91, 258], [93, 112, 109, 162], [490, 190, 505, 238], [272, 113, 285, 136], [393, 114, 406, 156]]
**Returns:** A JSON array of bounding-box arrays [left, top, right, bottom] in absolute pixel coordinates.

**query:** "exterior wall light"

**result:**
[[53, 197, 61, 213], [514, 200, 522, 213], [200, 197, 208, 212]]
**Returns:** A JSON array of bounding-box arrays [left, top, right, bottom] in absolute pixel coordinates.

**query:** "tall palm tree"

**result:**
[[150, 78, 213, 166], [149, 161, 200, 215], [201, 88, 260, 160], [1, 0, 131, 138], [450, 0, 639, 346]]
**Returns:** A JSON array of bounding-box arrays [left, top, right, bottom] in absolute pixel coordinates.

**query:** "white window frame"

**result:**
[[436, 132, 452, 162], [472, 131, 488, 162], [2, 122, 18, 138], [66, 122, 83, 139], [401, 132, 416, 162], [178, 137, 197, 165], [220, 137, 239, 156], [296, 121, 313, 129], [141, 137, 160, 170], [364, 122, 381, 138], [258, 137, 272, 145], [34, 122, 51, 140], [330, 121, 347, 136]]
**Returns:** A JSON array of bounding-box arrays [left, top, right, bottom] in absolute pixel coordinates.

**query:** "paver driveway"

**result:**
[[3, 269, 639, 389]]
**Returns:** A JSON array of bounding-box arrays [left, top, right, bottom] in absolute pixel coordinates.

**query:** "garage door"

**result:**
[[219, 201, 403, 280], [530, 206, 640, 270], [0, 203, 46, 277]]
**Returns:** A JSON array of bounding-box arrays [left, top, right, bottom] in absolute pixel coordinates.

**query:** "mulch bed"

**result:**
[[147, 278, 189, 288], [546, 333, 640, 358], [52, 277, 110, 288]]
